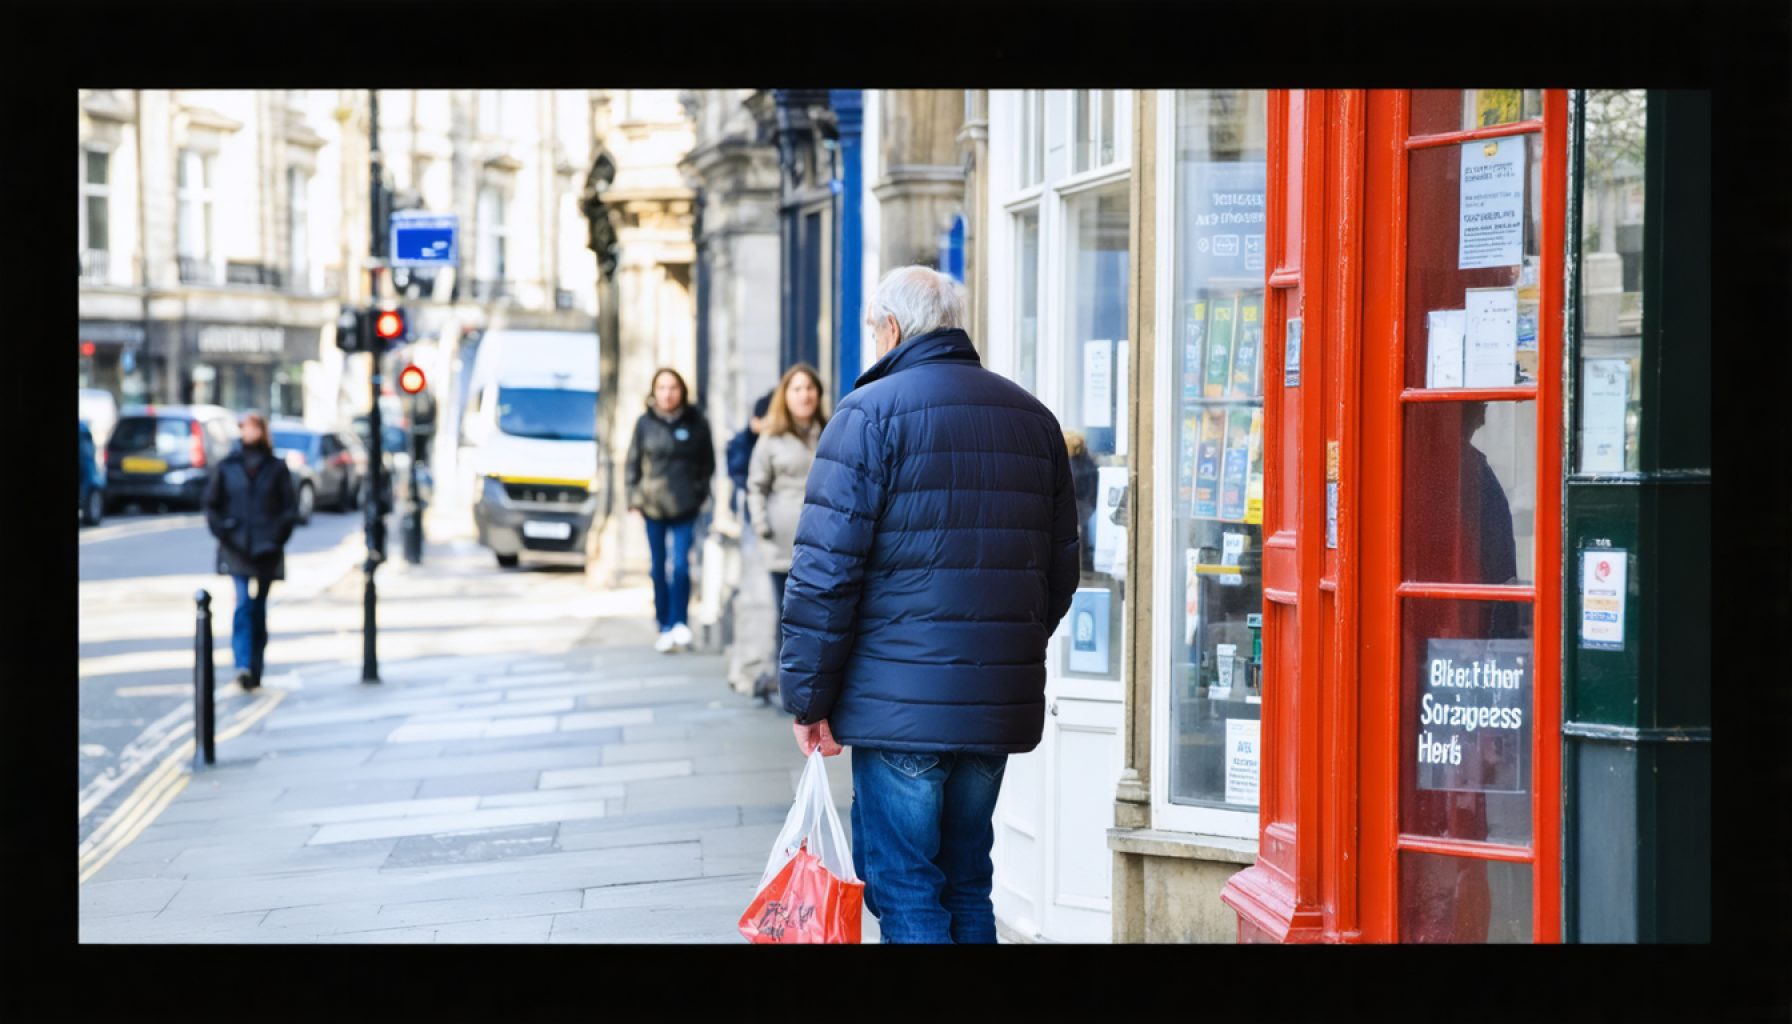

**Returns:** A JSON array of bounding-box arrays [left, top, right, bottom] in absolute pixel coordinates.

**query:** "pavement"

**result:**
[[77, 508, 879, 944]]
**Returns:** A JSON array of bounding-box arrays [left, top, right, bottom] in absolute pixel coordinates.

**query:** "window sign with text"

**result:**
[[1417, 637, 1530, 794]]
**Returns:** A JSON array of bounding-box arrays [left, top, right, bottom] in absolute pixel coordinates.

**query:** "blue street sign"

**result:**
[[389, 212, 459, 268]]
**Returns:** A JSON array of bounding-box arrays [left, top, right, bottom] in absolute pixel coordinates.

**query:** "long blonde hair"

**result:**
[[762, 363, 829, 438]]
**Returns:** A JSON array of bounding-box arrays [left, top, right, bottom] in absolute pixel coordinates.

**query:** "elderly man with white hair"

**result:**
[[778, 265, 1082, 943]]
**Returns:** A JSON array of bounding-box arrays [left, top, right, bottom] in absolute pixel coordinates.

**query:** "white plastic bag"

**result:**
[[738, 749, 865, 943], [755, 749, 859, 892]]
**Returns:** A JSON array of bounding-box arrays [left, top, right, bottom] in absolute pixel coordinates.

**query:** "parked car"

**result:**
[[103, 405, 239, 514], [269, 418, 368, 522], [79, 388, 119, 450], [79, 421, 106, 526]]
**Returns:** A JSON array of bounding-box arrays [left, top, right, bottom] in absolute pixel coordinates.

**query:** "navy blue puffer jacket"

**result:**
[[778, 327, 1081, 754]]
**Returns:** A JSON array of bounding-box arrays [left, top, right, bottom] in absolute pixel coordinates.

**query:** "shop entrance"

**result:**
[[1222, 89, 1566, 943], [1357, 90, 1566, 943]]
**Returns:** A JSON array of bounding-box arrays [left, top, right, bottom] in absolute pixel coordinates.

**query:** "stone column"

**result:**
[[871, 90, 966, 274]]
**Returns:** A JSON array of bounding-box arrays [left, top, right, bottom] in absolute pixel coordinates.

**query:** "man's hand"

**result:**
[[793, 719, 844, 757]]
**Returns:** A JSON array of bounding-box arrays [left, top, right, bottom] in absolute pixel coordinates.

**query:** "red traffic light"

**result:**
[[374, 310, 405, 341], [398, 364, 427, 395]]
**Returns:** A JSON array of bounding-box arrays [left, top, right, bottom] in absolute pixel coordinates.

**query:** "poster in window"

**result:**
[[1082, 339, 1114, 428], [1244, 406, 1265, 525], [1458, 135, 1526, 271], [1183, 547, 1201, 646], [1426, 309, 1466, 389], [1514, 271, 1540, 386], [1225, 718, 1261, 806], [1472, 89, 1523, 128], [1091, 466, 1128, 576], [1183, 299, 1208, 402], [1192, 408, 1225, 519], [1463, 287, 1519, 388], [1185, 160, 1268, 282], [1228, 292, 1263, 398], [1417, 637, 1530, 794], [1067, 587, 1112, 674], [1179, 414, 1198, 507], [1218, 407, 1252, 522], [1203, 294, 1236, 398], [1580, 358, 1631, 473], [1114, 340, 1129, 457]]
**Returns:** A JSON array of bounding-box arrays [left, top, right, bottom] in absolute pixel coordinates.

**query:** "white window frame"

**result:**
[[80, 146, 112, 276], [287, 165, 310, 293], [1148, 89, 1262, 839], [476, 184, 509, 286], [176, 148, 214, 264]]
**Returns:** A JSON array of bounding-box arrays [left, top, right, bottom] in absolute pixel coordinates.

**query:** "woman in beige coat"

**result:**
[[746, 363, 828, 704]]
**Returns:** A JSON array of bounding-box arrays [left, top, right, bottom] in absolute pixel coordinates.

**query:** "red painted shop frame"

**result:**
[[1221, 90, 1566, 943]]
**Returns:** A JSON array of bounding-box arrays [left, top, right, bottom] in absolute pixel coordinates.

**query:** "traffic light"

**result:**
[[397, 364, 426, 395], [336, 306, 365, 352], [372, 307, 407, 352]]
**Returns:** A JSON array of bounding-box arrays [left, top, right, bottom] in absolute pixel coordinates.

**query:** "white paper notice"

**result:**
[[1459, 136, 1527, 270], [1114, 341, 1130, 456], [1426, 309, 1466, 388], [1225, 718, 1261, 806], [1463, 287, 1519, 388], [1090, 466, 1127, 575], [1222, 531, 1246, 566], [1083, 340, 1114, 428], [1580, 548, 1628, 650], [1581, 358, 1631, 473]]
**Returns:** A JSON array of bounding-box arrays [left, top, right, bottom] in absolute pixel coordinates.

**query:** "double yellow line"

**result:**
[[78, 689, 288, 885]]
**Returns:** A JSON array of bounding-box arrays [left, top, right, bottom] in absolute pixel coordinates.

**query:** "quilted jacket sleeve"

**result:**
[[778, 401, 888, 725], [623, 415, 643, 512], [1045, 436, 1081, 636]]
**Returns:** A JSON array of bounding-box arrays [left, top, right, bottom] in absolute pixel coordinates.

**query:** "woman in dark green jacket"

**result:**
[[625, 367, 715, 652]]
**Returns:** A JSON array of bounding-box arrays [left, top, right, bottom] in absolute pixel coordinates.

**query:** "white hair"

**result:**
[[865, 265, 965, 342]]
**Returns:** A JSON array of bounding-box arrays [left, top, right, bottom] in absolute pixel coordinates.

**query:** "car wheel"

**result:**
[[495, 552, 519, 569], [297, 482, 315, 525], [82, 490, 104, 526], [101, 494, 121, 517]]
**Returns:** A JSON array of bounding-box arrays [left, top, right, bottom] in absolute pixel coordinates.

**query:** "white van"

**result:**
[[458, 329, 603, 568]]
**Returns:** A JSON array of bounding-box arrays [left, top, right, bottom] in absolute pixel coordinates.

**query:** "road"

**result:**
[[78, 505, 377, 847]]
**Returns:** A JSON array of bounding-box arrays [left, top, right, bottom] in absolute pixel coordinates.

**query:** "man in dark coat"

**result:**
[[204, 412, 298, 689], [779, 265, 1081, 943]]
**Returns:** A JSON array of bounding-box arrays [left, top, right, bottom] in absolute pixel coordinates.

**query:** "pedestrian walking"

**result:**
[[203, 411, 299, 690], [625, 367, 716, 653], [745, 363, 828, 705], [778, 266, 1082, 943], [725, 390, 774, 524]]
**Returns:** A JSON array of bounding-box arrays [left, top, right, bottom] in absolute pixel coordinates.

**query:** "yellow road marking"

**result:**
[[78, 689, 287, 884], [79, 773, 190, 885]]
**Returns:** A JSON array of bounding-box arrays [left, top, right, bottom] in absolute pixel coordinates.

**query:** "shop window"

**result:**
[[1012, 207, 1040, 394], [1402, 135, 1545, 392], [1061, 183, 1129, 682], [1575, 90, 1646, 474], [1403, 401, 1536, 585], [1399, 852, 1532, 943], [1409, 89, 1544, 136], [1018, 90, 1045, 189], [177, 149, 215, 282], [1072, 89, 1121, 173], [81, 148, 110, 275], [287, 167, 310, 294], [1164, 89, 1269, 812], [1398, 597, 1534, 846]]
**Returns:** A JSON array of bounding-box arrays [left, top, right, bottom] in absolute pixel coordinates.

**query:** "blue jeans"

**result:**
[[849, 747, 1009, 943], [643, 516, 695, 631], [230, 574, 275, 678]]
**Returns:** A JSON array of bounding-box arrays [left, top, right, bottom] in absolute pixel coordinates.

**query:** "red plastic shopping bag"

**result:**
[[739, 750, 865, 943]]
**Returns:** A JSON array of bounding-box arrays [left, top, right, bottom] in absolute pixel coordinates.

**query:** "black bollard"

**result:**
[[193, 589, 216, 769]]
